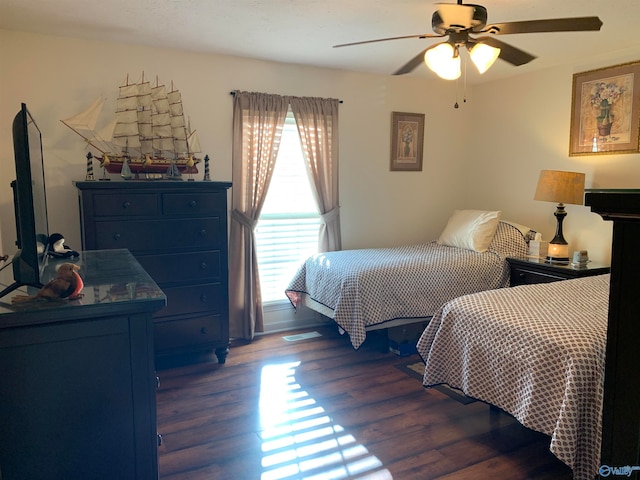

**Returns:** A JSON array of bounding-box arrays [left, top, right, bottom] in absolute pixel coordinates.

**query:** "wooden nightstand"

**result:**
[[507, 256, 610, 286]]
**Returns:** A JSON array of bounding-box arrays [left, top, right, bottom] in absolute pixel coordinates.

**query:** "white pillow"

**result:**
[[438, 210, 502, 252]]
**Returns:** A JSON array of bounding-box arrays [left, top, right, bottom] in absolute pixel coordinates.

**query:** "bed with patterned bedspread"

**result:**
[[285, 217, 530, 349], [417, 274, 609, 480]]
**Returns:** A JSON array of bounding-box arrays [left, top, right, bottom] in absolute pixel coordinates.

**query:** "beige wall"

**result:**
[[1, 29, 638, 265], [466, 54, 640, 263], [0, 29, 468, 258]]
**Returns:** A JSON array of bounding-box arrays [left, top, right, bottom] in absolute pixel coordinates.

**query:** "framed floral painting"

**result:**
[[390, 112, 425, 171], [569, 60, 640, 156]]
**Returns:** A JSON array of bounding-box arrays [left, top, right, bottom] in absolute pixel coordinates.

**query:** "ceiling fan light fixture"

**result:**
[[469, 42, 501, 74], [424, 43, 461, 80]]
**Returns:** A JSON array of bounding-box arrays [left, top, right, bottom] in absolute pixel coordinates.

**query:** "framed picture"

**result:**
[[569, 60, 640, 156], [390, 111, 425, 171]]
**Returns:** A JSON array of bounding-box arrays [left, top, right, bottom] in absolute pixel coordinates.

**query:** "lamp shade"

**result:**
[[424, 43, 461, 80], [534, 170, 585, 205], [469, 42, 500, 74]]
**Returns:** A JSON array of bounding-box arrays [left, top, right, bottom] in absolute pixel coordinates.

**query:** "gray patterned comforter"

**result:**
[[286, 241, 511, 349], [417, 274, 609, 480]]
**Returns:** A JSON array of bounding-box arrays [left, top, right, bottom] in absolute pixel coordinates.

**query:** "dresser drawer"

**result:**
[[94, 217, 223, 251], [91, 193, 159, 217], [136, 251, 222, 284], [162, 192, 227, 216], [154, 315, 224, 352], [154, 283, 224, 318]]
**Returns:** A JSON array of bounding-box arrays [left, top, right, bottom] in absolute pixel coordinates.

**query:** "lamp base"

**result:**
[[546, 241, 569, 263], [546, 204, 571, 263]]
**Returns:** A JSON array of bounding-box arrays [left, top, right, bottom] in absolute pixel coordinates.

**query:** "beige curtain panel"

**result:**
[[229, 91, 341, 341], [229, 91, 289, 340], [290, 96, 342, 253]]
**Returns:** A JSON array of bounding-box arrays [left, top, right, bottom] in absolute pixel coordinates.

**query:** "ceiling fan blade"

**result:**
[[393, 48, 430, 75], [483, 16, 602, 35], [475, 36, 536, 66], [333, 33, 442, 48]]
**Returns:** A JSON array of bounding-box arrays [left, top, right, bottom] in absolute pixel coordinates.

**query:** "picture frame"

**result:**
[[390, 111, 425, 171], [569, 60, 640, 156]]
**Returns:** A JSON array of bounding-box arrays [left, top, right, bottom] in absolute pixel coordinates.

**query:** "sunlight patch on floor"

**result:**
[[282, 331, 323, 342], [259, 362, 392, 480]]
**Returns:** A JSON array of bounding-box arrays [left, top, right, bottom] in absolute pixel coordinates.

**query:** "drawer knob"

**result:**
[[200, 262, 208, 270], [200, 294, 208, 302], [518, 272, 525, 279], [200, 327, 208, 334], [122, 201, 131, 209], [199, 229, 207, 236], [189, 200, 197, 208], [113, 233, 121, 241]]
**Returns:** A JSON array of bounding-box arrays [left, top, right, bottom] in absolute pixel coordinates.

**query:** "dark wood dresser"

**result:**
[[74, 180, 232, 363], [585, 189, 640, 478], [0, 249, 165, 479]]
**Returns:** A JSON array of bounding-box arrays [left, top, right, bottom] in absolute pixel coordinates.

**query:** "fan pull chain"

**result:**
[[454, 76, 459, 109], [463, 56, 468, 104], [454, 56, 468, 109]]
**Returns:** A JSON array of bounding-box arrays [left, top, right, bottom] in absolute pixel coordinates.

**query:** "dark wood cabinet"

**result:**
[[585, 189, 640, 478], [74, 181, 232, 363], [507, 256, 610, 286], [0, 250, 165, 480]]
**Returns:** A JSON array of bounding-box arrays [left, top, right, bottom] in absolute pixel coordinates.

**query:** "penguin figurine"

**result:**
[[48, 233, 79, 259]]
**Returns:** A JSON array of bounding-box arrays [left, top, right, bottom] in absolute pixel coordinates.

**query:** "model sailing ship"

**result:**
[[62, 74, 201, 179]]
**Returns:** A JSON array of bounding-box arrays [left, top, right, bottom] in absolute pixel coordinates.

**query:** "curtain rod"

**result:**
[[230, 91, 343, 103]]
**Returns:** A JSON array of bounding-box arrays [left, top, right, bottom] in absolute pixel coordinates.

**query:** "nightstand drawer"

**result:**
[[510, 267, 565, 286], [507, 256, 610, 286]]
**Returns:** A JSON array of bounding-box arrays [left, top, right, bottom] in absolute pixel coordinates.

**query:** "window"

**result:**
[[255, 111, 321, 303]]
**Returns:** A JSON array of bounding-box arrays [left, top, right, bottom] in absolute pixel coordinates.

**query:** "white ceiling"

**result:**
[[2, 0, 640, 84]]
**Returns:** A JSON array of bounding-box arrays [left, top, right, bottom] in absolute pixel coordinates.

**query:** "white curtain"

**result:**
[[228, 91, 288, 340], [290, 96, 342, 252]]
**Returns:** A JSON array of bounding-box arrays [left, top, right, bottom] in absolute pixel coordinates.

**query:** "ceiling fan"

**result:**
[[333, 1, 603, 79]]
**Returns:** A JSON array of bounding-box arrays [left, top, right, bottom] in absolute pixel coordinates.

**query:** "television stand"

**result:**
[[0, 249, 166, 479]]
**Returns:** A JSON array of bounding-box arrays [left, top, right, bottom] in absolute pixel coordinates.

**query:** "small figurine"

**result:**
[[203, 154, 211, 181], [48, 233, 79, 259], [11, 263, 84, 303], [85, 152, 95, 181]]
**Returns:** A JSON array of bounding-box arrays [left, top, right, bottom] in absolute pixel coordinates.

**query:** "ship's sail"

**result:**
[[62, 96, 104, 132], [187, 130, 201, 154], [61, 73, 202, 176], [61, 97, 111, 153]]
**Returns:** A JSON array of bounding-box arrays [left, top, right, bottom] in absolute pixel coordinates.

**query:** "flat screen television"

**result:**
[[0, 103, 50, 300]]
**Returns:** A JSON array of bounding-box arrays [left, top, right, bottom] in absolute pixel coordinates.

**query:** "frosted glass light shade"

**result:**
[[469, 43, 500, 74], [424, 43, 461, 80]]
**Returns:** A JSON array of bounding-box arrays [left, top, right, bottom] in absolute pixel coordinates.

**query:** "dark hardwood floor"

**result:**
[[156, 325, 573, 479]]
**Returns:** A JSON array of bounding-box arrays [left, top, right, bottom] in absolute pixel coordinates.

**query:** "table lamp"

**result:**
[[533, 170, 585, 263]]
